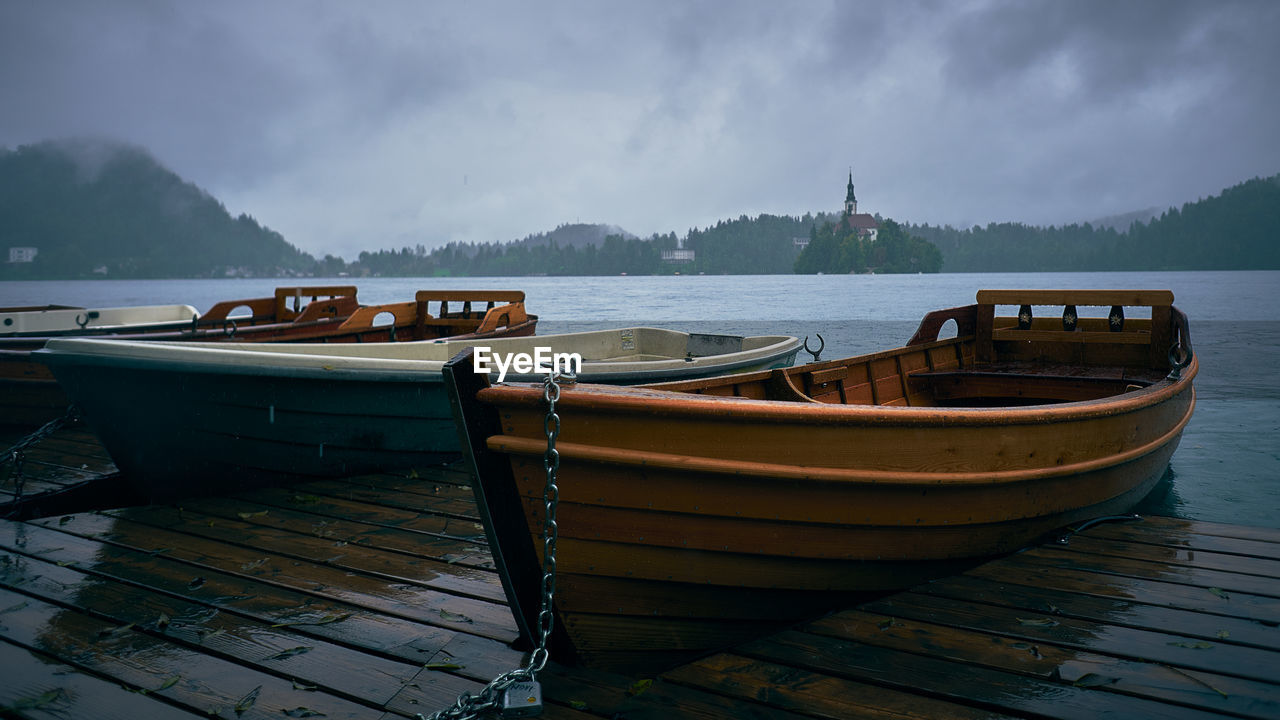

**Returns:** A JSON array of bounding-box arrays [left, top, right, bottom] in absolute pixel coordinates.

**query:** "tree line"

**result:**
[[3, 138, 1276, 278]]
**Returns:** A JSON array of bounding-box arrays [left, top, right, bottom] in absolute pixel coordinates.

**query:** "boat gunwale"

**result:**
[[476, 351, 1199, 429], [34, 328, 802, 382], [487, 390, 1194, 487]]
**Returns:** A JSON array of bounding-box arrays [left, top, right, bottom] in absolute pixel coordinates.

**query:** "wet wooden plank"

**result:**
[[1087, 520, 1280, 559], [738, 629, 1226, 720], [0, 517, 513, 656], [966, 553, 1280, 623], [541, 663, 811, 720], [293, 476, 481, 520], [0, 584, 388, 718], [663, 652, 1021, 719], [0, 637, 207, 719], [1058, 534, 1280, 578], [1004, 547, 1280, 599], [211, 488, 492, 562], [0, 561, 435, 710], [816, 606, 1279, 717], [233, 485, 489, 544], [87, 502, 505, 603], [918, 573, 1280, 651], [20, 509, 518, 642], [855, 591, 1279, 683], [1128, 515, 1280, 545]]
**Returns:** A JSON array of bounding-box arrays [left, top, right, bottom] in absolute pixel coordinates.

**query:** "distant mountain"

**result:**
[[510, 222, 637, 249], [0, 139, 316, 279], [1086, 206, 1163, 233]]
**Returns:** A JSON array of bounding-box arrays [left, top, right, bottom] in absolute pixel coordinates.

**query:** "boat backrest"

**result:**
[[335, 301, 420, 332], [975, 289, 1175, 369], [274, 286, 360, 321], [414, 290, 525, 317], [414, 290, 529, 334], [199, 286, 358, 324]]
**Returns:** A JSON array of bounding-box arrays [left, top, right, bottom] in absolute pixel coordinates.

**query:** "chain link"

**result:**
[[420, 373, 566, 720]]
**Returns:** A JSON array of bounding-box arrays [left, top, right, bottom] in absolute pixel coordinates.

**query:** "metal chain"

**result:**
[[420, 373, 566, 720], [2, 406, 80, 514]]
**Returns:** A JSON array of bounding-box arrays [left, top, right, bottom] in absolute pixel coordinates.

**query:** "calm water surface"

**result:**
[[4, 271, 1276, 528]]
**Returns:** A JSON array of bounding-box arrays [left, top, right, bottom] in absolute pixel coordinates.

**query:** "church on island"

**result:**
[[840, 171, 878, 241], [794, 171, 879, 251]]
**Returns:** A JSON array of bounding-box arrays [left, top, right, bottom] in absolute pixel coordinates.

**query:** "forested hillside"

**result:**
[[795, 218, 943, 274], [0, 140, 315, 278], [3, 136, 1274, 278], [914, 174, 1280, 271]]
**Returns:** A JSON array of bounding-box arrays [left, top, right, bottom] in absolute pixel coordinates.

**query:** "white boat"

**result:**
[[1, 303, 200, 336], [36, 328, 800, 499]]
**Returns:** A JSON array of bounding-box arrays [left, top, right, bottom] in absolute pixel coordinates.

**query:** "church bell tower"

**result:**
[[844, 170, 857, 215]]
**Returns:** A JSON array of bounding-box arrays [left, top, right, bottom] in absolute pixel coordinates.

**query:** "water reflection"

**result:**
[[1131, 465, 1186, 519]]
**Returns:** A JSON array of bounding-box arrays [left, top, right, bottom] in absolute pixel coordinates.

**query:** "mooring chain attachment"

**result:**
[[421, 373, 567, 719], [2, 405, 80, 517]]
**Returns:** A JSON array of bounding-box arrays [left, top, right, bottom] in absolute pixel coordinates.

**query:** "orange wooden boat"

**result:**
[[444, 289, 1197, 672], [2, 288, 535, 426]]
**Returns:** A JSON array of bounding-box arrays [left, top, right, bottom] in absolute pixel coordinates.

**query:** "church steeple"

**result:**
[[844, 169, 857, 215]]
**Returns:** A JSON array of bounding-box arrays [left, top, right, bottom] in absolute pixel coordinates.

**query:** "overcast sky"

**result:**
[[3, 0, 1278, 260]]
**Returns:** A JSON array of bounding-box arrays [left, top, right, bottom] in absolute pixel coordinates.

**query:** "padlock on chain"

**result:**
[[500, 680, 543, 718]]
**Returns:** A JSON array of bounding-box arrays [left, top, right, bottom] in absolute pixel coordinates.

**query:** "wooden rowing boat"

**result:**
[[1, 288, 536, 427], [444, 289, 1198, 672], [36, 328, 799, 500]]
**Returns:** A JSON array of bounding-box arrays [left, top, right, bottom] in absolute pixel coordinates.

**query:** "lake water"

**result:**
[[4, 270, 1277, 528]]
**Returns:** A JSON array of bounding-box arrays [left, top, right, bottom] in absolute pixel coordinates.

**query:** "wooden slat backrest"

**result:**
[[975, 289, 1175, 368], [273, 286, 359, 320]]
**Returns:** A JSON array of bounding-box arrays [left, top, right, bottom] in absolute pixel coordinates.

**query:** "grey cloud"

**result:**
[[1, 0, 1277, 258]]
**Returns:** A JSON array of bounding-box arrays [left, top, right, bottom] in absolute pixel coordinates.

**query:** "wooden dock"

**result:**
[[1, 424, 1277, 719]]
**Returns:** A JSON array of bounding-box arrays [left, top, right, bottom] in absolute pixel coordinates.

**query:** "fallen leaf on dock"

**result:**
[[438, 609, 473, 624], [1207, 587, 1230, 600], [627, 678, 653, 697], [237, 510, 269, 520], [283, 709, 326, 718], [97, 622, 135, 639], [156, 675, 181, 692], [233, 685, 261, 715], [2, 688, 63, 711], [265, 646, 313, 661], [271, 612, 352, 628], [196, 628, 225, 643], [1072, 673, 1118, 688], [1167, 640, 1214, 649]]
